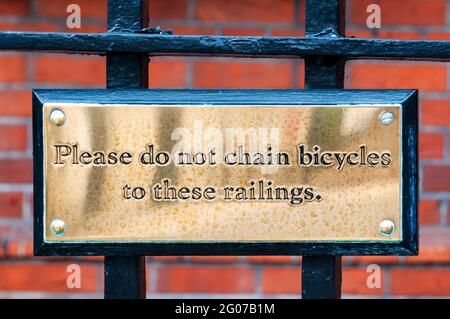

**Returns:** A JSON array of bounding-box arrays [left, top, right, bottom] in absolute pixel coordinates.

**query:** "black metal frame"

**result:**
[[1, 0, 430, 299], [33, 89, 418, 258]]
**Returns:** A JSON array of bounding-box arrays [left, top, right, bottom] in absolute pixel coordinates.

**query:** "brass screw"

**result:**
[[50, 109, 66, 126], [379, 220, 395, 237], [379, 111, 394, 125], [50, 219, 66, 237]]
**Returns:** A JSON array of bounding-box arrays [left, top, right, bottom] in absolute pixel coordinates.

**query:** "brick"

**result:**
[[0, 225, 13, 235], [222, 27, 265, 36], [298, 0, 305, 24], [421, 100, 450, 126], [172, 26, 216, 35], [348, 256, 399, 264], [423, 166, 450, 192], [76, 256, 104, 263], [193, 60, 293, 89], [0, 91, 31, 117], [23, 238, 35, 258], [0, 227, 21, 257], [36, 0, 106, 19], [342, 256, 352, 263], [426, 32, 450, 40], [376, 30, 422, 40], [0, 263, 98, 292], [64, 24, 106, 33], [0, 238, 19, 257], [405, 228, 450, 263], [0, 159, 32, 183], [247, 256, 294, 264], [448, 202, 450, 225], [0, 125, 28, 151], [0, 21, 60, 32], [0, 193, 23, 218], [420, 132, 444, 160], [0, 226, 31, 250], [406, 245, 450, 264], [148, 256, 184, 262], [146, 266, 151, 292], [0, 237, 37, 258], [190, 256, 239, 263], [156, 266, 255, 293], [419, 200, 441, 225], [195, 0, 295, 23], [348, 63, 447, 93], [149, 59, 187, 88], [271, 28, 304, 37], [0, 0, 29, 16], [27, 191, 32, 213], [149, 0, 187, 20], [297, 61, 304, 88], [349, 0, 447, 26], [261, 267, 300, 294], [345, 30, 372, 38], [343, 267, 384, 296], [0, 56, 27, 83], [391, 268, 450, 296], [34, 56, 105, 86]]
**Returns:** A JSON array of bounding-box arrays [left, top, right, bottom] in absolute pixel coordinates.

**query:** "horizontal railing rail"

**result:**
[[0, 32, 449, 61]]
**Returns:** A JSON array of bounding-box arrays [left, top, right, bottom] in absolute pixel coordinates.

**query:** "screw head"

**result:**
[[379, 220, 395, 237], [379, 111, 394, 125], [50, 219, 66, 237], [50, 109, 66, 126]]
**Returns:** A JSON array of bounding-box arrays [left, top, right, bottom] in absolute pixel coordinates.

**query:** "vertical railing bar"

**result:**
[[104, 0, 149, 299], [302, 0, 345, 299]]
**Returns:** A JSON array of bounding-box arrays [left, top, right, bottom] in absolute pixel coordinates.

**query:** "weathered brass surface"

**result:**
[[43, 103, 401, 242]]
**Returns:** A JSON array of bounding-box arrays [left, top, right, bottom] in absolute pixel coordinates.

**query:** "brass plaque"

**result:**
[[43, 103, 401, 243]]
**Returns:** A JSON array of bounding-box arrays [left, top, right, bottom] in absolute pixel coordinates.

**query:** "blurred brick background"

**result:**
[[0, 0, 449, 298]]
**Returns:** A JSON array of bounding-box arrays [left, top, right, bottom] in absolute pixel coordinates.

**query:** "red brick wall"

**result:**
[[0, 0, 449, 298]]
